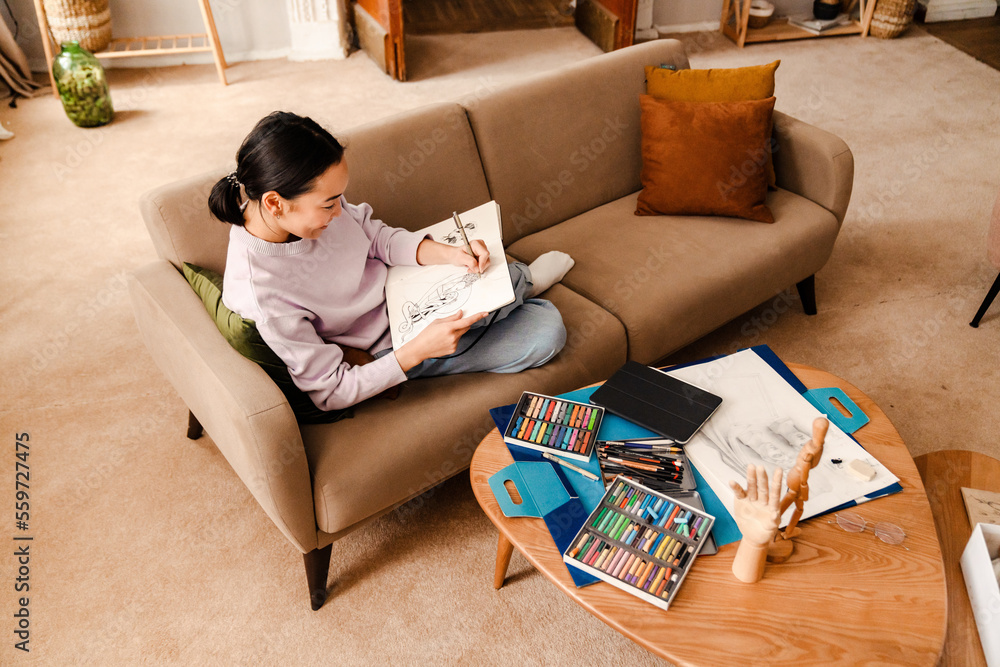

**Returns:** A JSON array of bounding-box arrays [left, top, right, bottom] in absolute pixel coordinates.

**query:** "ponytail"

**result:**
[[208, 111, 345, 227], [208, 173, 246, 226]]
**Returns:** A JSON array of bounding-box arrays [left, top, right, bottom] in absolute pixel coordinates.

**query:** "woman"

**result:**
[[208, 111, 574, 412]]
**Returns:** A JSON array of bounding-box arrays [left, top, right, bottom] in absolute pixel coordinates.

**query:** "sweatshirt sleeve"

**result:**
[[345, 200, 427, 267], [258, 312, 407, 411]]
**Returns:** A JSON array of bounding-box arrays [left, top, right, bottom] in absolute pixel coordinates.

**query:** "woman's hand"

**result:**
[[416, 239, 491, 274], [393, 309, 487, 371]]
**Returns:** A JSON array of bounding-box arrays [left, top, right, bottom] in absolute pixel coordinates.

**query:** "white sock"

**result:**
[[526, 251, 575, 298]]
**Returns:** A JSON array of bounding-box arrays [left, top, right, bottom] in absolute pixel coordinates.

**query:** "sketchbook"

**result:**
[[663, 349, 900, 529], [385, 201, 515, 350]]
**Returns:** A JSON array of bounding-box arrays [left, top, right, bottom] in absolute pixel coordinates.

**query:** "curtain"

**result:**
[[1, 14, 46, 98]]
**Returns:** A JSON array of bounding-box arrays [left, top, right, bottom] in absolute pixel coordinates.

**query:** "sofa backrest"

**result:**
[[138, 103, 490, 274], [465, 39, 689, 244]]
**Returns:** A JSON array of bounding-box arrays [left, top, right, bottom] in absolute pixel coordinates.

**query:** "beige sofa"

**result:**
[[128, 39, 853, 610]]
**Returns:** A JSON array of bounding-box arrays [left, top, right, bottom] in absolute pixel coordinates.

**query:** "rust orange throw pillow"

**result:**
[[636, 95, 776, 224], [645, 61, 780, 187]]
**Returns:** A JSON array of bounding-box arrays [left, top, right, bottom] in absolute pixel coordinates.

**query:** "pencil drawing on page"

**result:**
[[441, 222, 476, 245], [384, 201, 514, 350], [397, 273, 481, 343]]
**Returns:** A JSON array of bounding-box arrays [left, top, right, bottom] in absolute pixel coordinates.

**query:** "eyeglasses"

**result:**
[[829, 511, 909, 551]]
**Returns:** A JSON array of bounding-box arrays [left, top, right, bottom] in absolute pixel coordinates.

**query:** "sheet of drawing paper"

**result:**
[[663, 349, 900, 528], [385, 201, 515, 350]]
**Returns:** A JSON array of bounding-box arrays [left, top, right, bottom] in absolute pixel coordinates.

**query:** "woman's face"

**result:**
[[279, 159, 350, 240]]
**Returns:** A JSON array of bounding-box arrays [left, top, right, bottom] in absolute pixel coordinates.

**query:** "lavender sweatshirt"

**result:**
[[222, 199, 426, 411]]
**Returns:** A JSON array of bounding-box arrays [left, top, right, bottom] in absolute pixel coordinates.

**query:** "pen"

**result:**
[[541, 452, 600, 481], [452, 211, 480, 274]]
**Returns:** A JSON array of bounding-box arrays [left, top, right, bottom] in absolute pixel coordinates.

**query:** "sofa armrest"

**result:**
[[772, 110, 855, 226], [128, 260, 318, 553]]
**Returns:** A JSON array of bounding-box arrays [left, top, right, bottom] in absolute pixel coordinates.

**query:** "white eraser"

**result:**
[[847, 459, 876, 481]]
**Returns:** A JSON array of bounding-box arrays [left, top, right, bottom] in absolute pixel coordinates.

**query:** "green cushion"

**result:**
[[182, 262, 351, 425]]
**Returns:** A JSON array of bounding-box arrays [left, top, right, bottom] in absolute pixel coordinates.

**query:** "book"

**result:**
[[962, 487, 1000, 527], [787, 12, 852, 34], [385, 201, 515, 350], [589, 360, 722, 444]]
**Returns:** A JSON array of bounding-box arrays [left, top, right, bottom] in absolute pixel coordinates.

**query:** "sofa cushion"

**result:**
[[645, 60, 780, 187], [301, 283, 626, 535], [636, 95, 775, 223], [181, 263, 352, 425], [644, 60, 779, 102], [506, 188, 840, 364], [466, 40, 690, 245]]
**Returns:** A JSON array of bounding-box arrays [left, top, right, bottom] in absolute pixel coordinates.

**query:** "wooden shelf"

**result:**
[[723, 17, 864, 44], [96, 34, 215, 58], [31, 0, 228, 98], [721, 0, 878, 47]]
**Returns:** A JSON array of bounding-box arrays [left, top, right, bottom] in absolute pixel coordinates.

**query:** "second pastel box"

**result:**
[[503, 392, 604, 462]]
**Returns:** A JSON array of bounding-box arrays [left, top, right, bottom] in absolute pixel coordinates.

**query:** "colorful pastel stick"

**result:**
[[535, 423, 547, 444], [591, 545, 609, 568], [582, 539, 601, 564], [649, 566, 666, 592], [612, 553, 630, 578], [638, 561, 656, 588], [588, 409, 598, 430], [610, 515, 629, 538], [544, 400, 555, 421], [627, 557, 644, 584], [619, 554, 637, 581], [606, 547, 624, 572], [570, 533, 593, 559]]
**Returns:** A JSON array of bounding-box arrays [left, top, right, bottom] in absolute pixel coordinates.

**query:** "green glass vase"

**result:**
[[52, 42, 114, 128]]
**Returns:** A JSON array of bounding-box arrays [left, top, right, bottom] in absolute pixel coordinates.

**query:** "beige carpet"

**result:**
[[1, 25, 998, 665]]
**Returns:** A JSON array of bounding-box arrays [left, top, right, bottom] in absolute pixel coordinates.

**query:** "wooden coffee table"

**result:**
[[469, 363, 947, 665]]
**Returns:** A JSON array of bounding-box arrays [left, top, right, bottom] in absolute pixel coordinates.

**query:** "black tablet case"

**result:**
[[589, 361, 722, 444]]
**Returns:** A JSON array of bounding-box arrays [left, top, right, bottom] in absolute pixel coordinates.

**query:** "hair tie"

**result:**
[[227, 171, 242, 188]]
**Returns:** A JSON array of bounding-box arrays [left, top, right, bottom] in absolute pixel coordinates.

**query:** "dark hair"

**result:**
[[208, 111, 345, 226]]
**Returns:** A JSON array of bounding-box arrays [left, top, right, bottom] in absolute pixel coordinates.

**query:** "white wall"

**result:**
[[651, 0, 819, 31], [6, 0, 291, 71]]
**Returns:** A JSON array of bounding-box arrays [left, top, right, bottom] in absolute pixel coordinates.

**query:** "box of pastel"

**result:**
[[563, 476, 715, 611], [503, 392, 604, 462]]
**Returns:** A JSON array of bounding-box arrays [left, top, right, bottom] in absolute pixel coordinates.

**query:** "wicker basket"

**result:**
[[43, 0, 112, 53], [869, 0, 916, 39]]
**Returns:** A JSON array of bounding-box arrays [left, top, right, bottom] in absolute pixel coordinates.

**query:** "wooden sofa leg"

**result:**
[[796, 275, 817, 316], [304, 544, 333, 611], [186, 410, 204, 440], [970, 272, 1000, 328]]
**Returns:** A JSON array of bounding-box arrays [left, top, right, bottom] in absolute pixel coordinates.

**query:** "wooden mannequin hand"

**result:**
[[730, 464, 784, 547]]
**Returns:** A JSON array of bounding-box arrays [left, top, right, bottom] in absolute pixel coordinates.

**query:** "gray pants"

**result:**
[[389, 262, 567, 378]]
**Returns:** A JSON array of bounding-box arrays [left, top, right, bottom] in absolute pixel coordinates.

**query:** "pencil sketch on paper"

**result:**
[[440, 222, 476, 245], [664, 349, 900, 527], [397, 273, 481, 343], [385, 201, 514, 350]]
